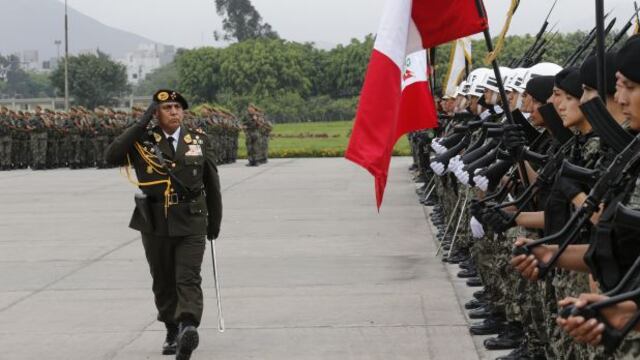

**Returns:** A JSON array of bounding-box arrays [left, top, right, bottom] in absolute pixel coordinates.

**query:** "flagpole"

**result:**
[[473, 0, 530, 189]]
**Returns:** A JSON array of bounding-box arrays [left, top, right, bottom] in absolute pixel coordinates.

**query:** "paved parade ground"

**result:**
[[0, 157, 480, 360]]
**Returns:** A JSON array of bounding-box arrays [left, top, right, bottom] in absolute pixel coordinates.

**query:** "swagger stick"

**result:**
[[209, 239, 225, 332]]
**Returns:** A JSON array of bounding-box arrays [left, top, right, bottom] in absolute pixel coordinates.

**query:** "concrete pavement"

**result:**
[[0, 157, 480, 360]]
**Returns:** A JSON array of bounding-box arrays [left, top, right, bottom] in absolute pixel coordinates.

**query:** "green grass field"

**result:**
[[237, 120, 411, 158]]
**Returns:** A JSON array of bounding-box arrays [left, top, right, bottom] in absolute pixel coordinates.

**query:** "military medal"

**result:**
[[146, 165, 153, 174], [184, 134, 193, 144], [153, 133, 162, 143]]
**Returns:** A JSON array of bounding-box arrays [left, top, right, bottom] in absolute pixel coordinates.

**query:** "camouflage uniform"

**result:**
[[0, 108, 12, 170], [28, 110, 48, 170]]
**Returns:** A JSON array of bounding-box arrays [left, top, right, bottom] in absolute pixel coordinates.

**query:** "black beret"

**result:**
[[616, 35, 640, 84], [556, 68, 583, 99], [580, 52, 617, 95], [554, 67, 574, 87], [526, 76, 555, 103], [153, 89, 189, 109]]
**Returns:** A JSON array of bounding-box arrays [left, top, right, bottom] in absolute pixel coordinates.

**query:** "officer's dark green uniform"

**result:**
[[105, 89, 222, 360]]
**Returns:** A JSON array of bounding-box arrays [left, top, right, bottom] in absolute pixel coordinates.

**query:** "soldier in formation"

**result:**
[[412, 35, 640, 359], [242, 104, 272, 166], [198, 104, 241, 165], [0, 103, 244, 170]]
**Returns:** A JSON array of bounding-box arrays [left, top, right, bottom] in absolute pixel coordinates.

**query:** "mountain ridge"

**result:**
[[0, 0, 165, 61]]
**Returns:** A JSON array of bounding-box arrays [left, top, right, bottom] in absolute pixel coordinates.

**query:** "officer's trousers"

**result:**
[[141, 233, 206, 327]]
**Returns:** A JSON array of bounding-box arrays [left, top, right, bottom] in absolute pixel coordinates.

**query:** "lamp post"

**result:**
[[64, 0, 69, 111]]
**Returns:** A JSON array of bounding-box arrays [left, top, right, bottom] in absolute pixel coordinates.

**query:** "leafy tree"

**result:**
[[50, 51, 129, 108], [217, 39, 314, 98], [214, 0, 278, 42], [175, 47, 223, 103], [0, 54, 55, 98], [318, 35, 374, 98]]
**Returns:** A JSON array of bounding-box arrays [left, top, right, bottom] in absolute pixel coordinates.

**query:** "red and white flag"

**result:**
[[346, 0, 488, 209]]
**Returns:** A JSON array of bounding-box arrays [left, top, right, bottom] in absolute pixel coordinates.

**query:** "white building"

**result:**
[[120, 44, 176, 85]]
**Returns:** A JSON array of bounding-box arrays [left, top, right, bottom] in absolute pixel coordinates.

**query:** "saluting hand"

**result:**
[[139, 102, 158, 127]]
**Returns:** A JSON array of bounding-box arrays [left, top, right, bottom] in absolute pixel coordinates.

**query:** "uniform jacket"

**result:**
[[105, 121, 222, 238]]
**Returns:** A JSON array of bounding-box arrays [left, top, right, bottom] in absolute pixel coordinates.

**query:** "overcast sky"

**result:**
[[59, 0, 638, 49]]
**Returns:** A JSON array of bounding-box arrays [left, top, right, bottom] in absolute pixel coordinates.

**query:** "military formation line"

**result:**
[[409, 35, 640, 360], [0, 103, 272, 170]]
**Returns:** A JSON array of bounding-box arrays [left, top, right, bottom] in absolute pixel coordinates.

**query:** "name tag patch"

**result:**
[[185, 145, 203, 156]]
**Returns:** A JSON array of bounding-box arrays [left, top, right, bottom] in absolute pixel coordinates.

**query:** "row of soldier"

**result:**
[[409, 35, 640, 360], [0, 104, 272, 170]]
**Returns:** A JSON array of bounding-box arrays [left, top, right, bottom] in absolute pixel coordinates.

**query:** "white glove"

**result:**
[[480, 110, 493, 120], [447, 155, 461, 172], [474, 175, 489, 192], [470, 216, 485, 238], [433, 143, 446, 154], [430, 161, 445, 176], [431, 139, 442, 152], [454, 167, 469, 185]]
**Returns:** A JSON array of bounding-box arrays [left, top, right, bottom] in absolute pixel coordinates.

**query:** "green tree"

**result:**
[[0, 54, 55, 98], [217, 39, 314, 99], [50, 51, 129, 108], [319, 35, 374, 98], [175, 47, 223, 103], [214, 0, 278, 42]]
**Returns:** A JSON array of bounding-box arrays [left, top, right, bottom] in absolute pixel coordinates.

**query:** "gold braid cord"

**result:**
[[484, 0, 519, 65], [121, 142, 172, 217]]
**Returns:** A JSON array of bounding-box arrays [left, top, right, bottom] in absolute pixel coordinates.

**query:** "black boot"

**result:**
[[162, 323, 178, 355], [495, 342, 536, 360], [176, 322, 199, 360], [468, 316, 506, 336], [468, 305, 493, 319], [483, 322, 523, 350], [464, 298, 486, 310], [457, 268, 477, 278], [466, 277, 483, 287]]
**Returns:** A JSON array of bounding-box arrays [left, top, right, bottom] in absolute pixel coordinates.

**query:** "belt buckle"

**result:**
[[168, 193, 179, 205]]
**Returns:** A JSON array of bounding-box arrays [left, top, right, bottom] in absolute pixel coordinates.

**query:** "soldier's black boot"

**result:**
[[162, 323, 178, 355], [176, 322, 199, 360], [483, 321, 523, 350]]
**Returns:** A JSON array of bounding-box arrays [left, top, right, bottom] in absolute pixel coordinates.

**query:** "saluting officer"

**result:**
[[105, 89, 222, 360]]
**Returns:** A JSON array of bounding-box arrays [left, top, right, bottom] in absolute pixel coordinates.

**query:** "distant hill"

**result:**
[[0, 0, 164, 61]]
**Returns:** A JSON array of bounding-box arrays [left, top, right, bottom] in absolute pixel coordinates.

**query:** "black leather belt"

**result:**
[[149, 190, 205, 205]]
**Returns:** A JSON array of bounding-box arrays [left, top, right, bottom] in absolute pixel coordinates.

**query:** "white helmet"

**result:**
[[522, 62, 563, 86], [467, 68, 492, 97], [505, 68, 529, 94], [456, 81, 469, 96], [483, 67, 514, 93]]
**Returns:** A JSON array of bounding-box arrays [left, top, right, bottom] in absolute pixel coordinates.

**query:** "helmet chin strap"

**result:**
[[515, 94, 523, 110], [490, 91, 499, 105]]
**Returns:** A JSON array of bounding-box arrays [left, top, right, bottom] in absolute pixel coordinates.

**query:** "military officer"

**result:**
[[105, 89, 222, 360]]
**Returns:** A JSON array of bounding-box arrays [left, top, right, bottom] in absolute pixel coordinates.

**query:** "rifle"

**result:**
[[563, 17, 616, 67], [517, 0, 557, 66], [607, 6, 640, 51], [512, 135, 640, 279], [558, 204, 640, 354]]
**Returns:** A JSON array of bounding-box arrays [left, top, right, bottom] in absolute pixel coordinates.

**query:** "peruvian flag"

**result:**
[[346, 0, 488, 209]]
